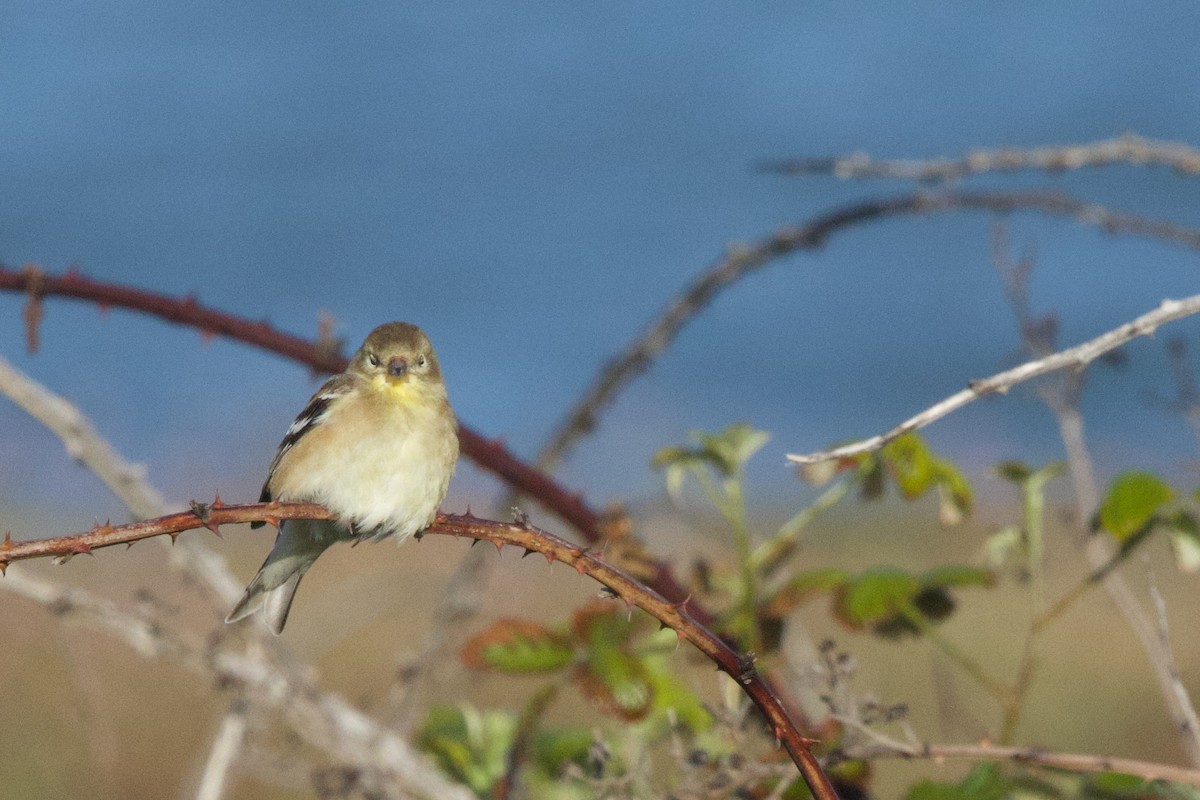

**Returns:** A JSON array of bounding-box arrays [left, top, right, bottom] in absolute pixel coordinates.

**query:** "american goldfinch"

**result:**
[[226, 321, 458, 634]]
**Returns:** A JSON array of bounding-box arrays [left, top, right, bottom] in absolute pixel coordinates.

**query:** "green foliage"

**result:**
[[762, 564, 994, 638], [418, 705, 597, 800], [419, 705, 518, 797], [879, 433, 975, 524], [652, 422, 769, 501], [460, 602, 713, 730], [1097, 472, 1174, 542], [460, 619, 574, 673]]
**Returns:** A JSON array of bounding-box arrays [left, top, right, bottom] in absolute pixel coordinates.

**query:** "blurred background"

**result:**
[[2, 3, 1199, 798]]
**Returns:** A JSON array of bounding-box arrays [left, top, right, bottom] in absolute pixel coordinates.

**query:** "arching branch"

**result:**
[[0, 504, 839, 800], [534, 190, 1200, 474]]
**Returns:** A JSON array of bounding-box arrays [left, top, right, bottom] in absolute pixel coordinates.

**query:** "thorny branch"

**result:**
[[786, 294, 1200, 464], [534, 190, 1200, 474], [0, 263, 601, 542], [0, 504, 840, 800], [761, 133, 1200, 182]]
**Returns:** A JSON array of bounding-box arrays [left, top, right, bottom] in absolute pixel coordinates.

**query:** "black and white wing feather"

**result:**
[[251, 373, 356, 528]]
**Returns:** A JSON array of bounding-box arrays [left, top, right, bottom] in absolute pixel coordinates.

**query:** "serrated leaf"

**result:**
[[834, 569, 920, 629], [1098, 471, 1174, 542], [761, 568, 850, 619], [460, 619, 574, 674]]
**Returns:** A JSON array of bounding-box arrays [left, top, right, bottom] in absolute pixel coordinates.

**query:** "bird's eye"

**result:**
[[368, 353, 380, 368], [418, 354, 427, 368]]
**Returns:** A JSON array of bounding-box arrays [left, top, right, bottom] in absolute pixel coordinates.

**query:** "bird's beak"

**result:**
[[387, 357, 409, 378]]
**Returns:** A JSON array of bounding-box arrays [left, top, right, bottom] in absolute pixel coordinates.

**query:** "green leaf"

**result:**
[[644, 655, 713, 731], [1098, 471, 1174, 542], [418, 705, 516, 797], [460, 619, 574, 674], [695, 423, 770, 476], [883, 434, 936, 498], [932, 458, 974, 524], [835, 569, 920, 629], [571, 604, 654, 720], [531, 727, 595, 776], [906, 764, 1011, 800], [652, 423, 769, 479], [995, 460, 1033, 483]]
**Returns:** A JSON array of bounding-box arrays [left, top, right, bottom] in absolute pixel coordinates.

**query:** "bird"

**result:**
[[226, 321, 459, 634]]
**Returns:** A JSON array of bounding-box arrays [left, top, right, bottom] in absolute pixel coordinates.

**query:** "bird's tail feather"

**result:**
[[225, 519, 336, 634]]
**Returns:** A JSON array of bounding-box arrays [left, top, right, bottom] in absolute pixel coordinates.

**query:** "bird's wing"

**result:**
[[252, 373, 358, 526]]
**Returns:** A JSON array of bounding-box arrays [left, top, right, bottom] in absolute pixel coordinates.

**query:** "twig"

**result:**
[[0, 264, 602, 542], [1149, 578, 1200, 756], [837, 717, 1200, 787], [195, 704, 248, 800], [534, 190, 1200, 474], [761, 133, 1200, 182], [787, 295, 1200, 464], [994, 251, 1200, 766], [0, 569, 474, 800], [0, 505, 839, 800]]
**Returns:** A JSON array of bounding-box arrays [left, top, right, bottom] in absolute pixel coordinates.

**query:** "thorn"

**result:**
[[572, 550, 589, 576], [521, 547, 537, 558], [463, 505, 474, 519], [70, 541, 93, 556], [493, 540, 504, 555], [0, 532, 13, 552], [189, 500, 221, 535], [211, 493, 225, 508], [658, 620, 672, 632], [91, 519, 113, 535], [168, 532, 180, 544], [262, 516, 281, 531], [0, 561, 6, 575], [125, 542, 136, 550], [471, 538, 482, 547]]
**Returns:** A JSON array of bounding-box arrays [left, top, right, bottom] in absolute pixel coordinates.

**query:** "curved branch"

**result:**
[[0, 504, 838, 800], [788, 295, 1200, 464], [535, 190, 1200, 472], [761, 133, 1200, 182], [0, 264, 602, 541]]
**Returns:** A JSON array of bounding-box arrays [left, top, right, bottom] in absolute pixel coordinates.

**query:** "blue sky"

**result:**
[[3, 3, 1200, 528]]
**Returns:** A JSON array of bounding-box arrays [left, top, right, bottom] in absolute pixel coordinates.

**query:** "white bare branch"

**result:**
[[788, 295, 1200, 465]]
